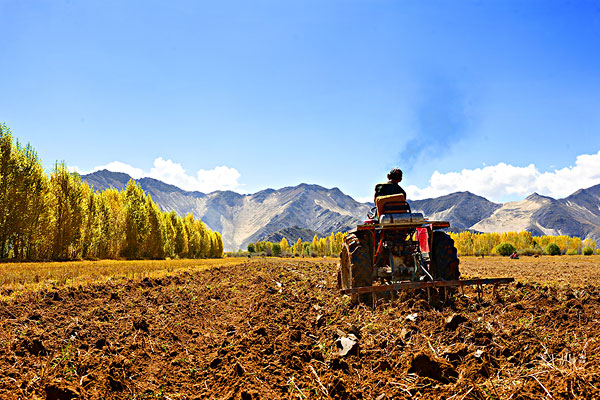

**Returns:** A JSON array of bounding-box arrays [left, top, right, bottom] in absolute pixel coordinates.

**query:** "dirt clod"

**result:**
[[17, 338, 46, 356], [132, 317, 149, 332], [445, 313, 468, 330], [408, 352, 458, 383], [44, 381, 79, 400]]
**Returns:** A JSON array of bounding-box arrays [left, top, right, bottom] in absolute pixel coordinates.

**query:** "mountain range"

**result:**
[[82, 170, 600, 250]]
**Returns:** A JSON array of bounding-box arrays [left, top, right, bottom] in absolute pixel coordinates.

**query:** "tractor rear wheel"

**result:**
[[339, 232, 373, 304], [431, 231, 460, 281]]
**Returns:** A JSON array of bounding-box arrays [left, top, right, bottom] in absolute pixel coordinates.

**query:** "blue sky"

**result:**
[[1, 0, 600, 203]]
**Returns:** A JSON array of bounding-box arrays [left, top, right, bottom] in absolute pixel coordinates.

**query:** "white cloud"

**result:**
[[71, 158, 242, 193], [148, 158, 241, 192], [354, 196, 374, 203], [67, 165, 83, 174], [407, 150, 600, 201]]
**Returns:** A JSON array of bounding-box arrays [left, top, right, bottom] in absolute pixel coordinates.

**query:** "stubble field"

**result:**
[[0, 256, 599, 399]]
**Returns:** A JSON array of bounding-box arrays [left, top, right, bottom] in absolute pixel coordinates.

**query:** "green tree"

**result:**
[[494, 242, 516, 256], [545, 243, 561, 256], [247, 242, 255, 253], [255, 241, 266, 253], [272, 243, 281, 257], [583, 238, 596, 252]]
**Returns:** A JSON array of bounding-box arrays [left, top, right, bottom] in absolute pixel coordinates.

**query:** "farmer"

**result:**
[[374, 167, 406, 203]]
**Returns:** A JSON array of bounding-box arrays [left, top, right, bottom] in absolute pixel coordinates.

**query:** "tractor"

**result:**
[[338, 193, 463, 304]]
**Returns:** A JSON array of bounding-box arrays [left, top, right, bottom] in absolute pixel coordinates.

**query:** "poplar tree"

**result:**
[[48, 162, 85, 259], [319, 238, 327, 256], [272, 242, 281, 256], [184, 213, 201, 258], [214, 231, 224, 257], [280, 237, 289, 254], [167, 211, 188, 258], [294, 238, 302, 256], [11, 142, 48, 259], [162, 211, 176, 258], [312, 235, 319, 256], [0, 124, 226, 261], [329, 233, 335, 256], [94, 191, 114, 259], [101, 188, 125, 258], [0, 124, 14, 258], [81, 184, 100, 258], [335, 232, 345, 255], [122, 179, 149, 259], [144, 194, 165, 259], [195, 219, 209, 258]]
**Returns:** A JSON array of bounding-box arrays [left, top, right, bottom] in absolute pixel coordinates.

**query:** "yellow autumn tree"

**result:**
[[311, 234, 319, 256], [280, 237, 289, 254], [48, 162, 85, 260]]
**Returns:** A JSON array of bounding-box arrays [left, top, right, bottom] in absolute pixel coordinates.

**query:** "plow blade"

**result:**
[[340, 278, 514, 295]]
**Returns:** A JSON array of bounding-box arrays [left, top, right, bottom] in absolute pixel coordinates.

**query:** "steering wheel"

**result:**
[[367, 206, 377, 219]]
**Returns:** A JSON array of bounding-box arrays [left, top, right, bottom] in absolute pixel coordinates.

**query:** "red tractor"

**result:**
[[338, 194, 461, 303]]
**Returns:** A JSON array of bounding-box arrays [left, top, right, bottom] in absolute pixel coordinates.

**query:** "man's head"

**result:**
[[387, 167, 403, 183]]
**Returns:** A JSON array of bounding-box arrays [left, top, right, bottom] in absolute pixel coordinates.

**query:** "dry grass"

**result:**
[[2, 254, 597, 300], [0, 258, 246, 299]]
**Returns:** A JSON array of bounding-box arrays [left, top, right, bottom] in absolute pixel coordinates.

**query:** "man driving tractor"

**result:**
[[374, 167, 406, 203]]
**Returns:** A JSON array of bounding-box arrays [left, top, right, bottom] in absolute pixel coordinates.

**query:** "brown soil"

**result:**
[[1, 258, 599, 399], [460, 255, 600, 287]]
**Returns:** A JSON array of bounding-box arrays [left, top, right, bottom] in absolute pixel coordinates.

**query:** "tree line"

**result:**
[[245, 232, 347, 257], [0, 123, 223, 261], [449, 231, 598, 256], [243, 230, 600, 259]]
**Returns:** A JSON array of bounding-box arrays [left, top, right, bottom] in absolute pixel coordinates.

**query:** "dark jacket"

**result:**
[[374, 181, 406, 203]]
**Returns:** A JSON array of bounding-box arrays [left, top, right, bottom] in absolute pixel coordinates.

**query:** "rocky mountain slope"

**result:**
[[410, 192, 501, 231], [259, 226, 323, 245], [472, 186, 600, 241], [83, 170, 370, 250], [81, 170, 600, 250]]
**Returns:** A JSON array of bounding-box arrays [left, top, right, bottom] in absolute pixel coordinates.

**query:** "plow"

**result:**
[[337, 193, 513, 304]]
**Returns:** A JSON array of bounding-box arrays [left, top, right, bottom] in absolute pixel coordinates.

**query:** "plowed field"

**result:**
[[1, 256, 599, 399]]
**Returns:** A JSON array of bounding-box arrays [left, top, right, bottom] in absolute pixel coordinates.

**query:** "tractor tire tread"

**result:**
[[431, 231, 460, 281]]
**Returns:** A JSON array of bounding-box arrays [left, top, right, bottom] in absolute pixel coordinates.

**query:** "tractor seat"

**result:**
[[376, 194, 410, 216], [375, 194, 424, 224]]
